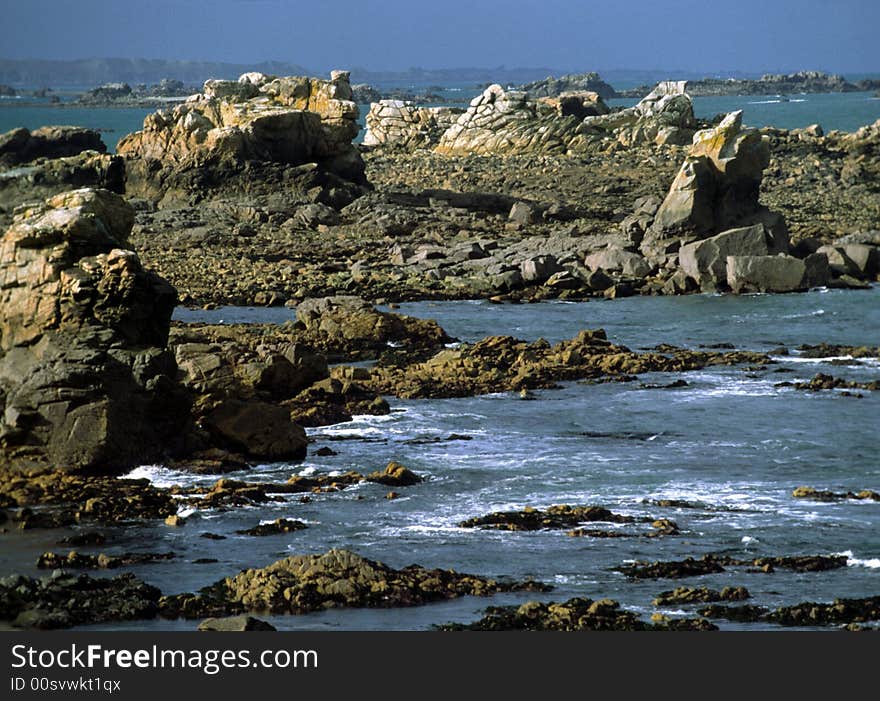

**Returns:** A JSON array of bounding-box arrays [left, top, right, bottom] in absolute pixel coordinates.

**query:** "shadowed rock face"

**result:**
[[0, 126, 106, 168], [0, 188, 190, 474], [117, 70, 366, 203]]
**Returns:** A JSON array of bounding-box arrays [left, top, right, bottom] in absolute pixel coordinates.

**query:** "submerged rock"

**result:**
[[235, 518, 308, 537], [369, 328, 770, 399], [700, 595, 880, 627], [198, 615, 276, 631], [36, 550, 175, 569], [459, 504, 634, 531], [792, 486, 880, 502], [618, 553, 848, 579], [653, 586, 751, 606]]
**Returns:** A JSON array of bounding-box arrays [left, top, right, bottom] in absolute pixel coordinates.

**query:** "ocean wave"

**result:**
[[748, 99, 782, 104], [120, 464, 195, 488], [836, 550, 880, 569]]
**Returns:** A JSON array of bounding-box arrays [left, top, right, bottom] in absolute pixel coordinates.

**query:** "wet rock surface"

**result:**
[[159, 548, 550, 617], [198, 614, 276, 631], [36, 550, 175, 569], [235, 518, 308, 537], [653, 586, 751, 606], [618, 553, 849, 579], [369, 328, 771, 399], [699, 595, 880, 627], [458, 504, 634, 531], [439, 597, 716, 631], [0, 572, 161, 629], [0, 472, 177, 526], [791, 486, 880, 502], [775, 373, 880, 393]]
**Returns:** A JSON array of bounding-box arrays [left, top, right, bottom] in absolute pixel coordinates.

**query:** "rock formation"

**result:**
[[0, 188, 190, 474], [0, 126, 106, 167], [643, 111, 783, 250], [579, 81, 697, 147], [434, 84, 588, 156], [363, 100, 463, 149], [117, 70, 366, 203], [516, 72, 618, 100]]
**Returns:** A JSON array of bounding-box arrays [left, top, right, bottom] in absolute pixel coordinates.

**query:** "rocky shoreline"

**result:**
[[0, 68, 878, 631]]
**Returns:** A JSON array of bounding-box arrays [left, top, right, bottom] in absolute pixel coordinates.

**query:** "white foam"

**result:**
[[748, 99, 782, 104], [741, 536, 759, 545], [120, 464, 191, 488], [836, 550, 880, 569]]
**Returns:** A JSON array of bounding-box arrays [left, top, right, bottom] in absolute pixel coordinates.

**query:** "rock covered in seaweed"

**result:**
[[160, 548, 550, 617], [440, 597, 717, 631]]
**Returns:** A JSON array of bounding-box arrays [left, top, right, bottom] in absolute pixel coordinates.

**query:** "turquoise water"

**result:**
[[4, 289, 876, 630], [0, 102, 151, 153], [608, 92, 880, 133]]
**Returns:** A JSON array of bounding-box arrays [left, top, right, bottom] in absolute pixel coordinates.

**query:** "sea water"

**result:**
[[3, 288, 876, 630]]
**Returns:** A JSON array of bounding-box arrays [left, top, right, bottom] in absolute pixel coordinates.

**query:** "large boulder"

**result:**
[[678, 224, 778, 290], [642, 111, 787, 260], [117, 70, 366, 201], [726, 255, 807, 293], [583, 248, 652, 278], [0, 189, 190, 474], [363, 100, 463, 149], [201, 399, 307, 461], [0, 126, 106, 167]]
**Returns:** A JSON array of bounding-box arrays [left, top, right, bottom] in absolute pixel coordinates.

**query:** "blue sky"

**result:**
[[2, 0, 878, 73]]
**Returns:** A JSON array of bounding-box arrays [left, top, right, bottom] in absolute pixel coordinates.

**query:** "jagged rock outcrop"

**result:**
[[367, 88, 609, 154], [0, 188, 190, 474], [434, 84, 587, 156], [641, 111, 788, 265], [363, 100, 463, 149], [117, 70, 366, 203], [0, 126, 106, 167], [578, 81, 696, 148]]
